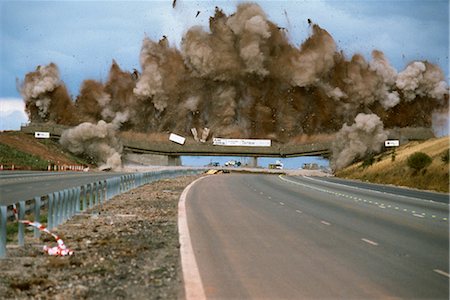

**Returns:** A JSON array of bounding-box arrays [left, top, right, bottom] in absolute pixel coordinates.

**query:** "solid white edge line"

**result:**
[[433, 269, 450, 278], [361, 238, 379, 246], [179, 176, 207, 300]]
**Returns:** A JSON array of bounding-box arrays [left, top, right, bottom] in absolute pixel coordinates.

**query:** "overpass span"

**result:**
[[20, 123, 434, 166], [20, 123, 332, 158]]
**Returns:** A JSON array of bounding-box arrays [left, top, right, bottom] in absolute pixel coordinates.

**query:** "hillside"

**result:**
[[336, 136, 450, 193], [0, 131, 88, 170]]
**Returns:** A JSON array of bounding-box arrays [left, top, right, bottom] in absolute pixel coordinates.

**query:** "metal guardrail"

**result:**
[[0, 169, 203, 258]]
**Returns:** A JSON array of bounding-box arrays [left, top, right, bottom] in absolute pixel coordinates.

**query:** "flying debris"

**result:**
[[195, 10, 200, 18], [131, 69, 140, 80], [19, 3, 449, 171]]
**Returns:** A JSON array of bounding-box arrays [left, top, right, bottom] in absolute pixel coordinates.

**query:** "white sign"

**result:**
[[169, 133, 186, 145], [213, 138, 271, 147], [385, 140, 400, 147], [35, 132, 50, 139]]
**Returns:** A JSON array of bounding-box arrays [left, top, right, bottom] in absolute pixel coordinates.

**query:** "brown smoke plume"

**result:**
[[21, 3, 449, 170]]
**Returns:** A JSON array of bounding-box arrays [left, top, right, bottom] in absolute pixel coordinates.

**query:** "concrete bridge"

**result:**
[[20, 123, 434, 166]]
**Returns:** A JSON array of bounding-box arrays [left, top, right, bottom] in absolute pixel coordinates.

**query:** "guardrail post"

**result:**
[[63, 189, 69, 222], [75, 187, 81, 213], [48, 193, 54, 230], [0, 206, 6, 258], [56, 190, 64, 226], [18, 201, 25, 247], [89, 183, 95, 208], [34, 196, 41, 238], [81, 185, 87, 211]]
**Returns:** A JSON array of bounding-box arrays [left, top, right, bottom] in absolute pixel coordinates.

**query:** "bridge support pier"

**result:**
[[250, 157, 258, 168], [168, 155, 181, 166]]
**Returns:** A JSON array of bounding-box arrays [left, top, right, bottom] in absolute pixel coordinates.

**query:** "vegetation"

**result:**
[[336, 137, 449, 193], [361, 153, 375, 169], [441, 149, 449, 164], [0, 143, 49, 170], [407, 152, 432, 172]]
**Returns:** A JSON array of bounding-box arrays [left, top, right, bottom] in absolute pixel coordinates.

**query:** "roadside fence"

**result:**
[[0, 169, 203, 258]]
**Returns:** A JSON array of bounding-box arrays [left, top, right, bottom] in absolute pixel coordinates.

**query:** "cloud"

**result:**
[[0, 98, 28, 130]]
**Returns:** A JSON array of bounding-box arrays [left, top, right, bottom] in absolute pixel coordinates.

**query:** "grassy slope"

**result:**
[[336, 136, 449, 193], [0, 131, 89, 170]]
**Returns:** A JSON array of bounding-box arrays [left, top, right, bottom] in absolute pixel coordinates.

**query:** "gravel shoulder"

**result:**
[[0, 175, 201, 299]]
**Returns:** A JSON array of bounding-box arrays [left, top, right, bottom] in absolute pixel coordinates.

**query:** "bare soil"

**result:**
[[0, 175, 200, 299]]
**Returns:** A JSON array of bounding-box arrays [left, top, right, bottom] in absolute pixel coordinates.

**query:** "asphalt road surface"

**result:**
[[0, 171, 129, 205], [186, 174, 449, 299]]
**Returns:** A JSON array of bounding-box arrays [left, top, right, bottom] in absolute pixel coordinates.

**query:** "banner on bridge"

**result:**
[[213, 138, 271, 147]]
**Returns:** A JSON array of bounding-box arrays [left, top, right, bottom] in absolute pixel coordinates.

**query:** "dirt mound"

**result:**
[[336, 136, 450, 193]]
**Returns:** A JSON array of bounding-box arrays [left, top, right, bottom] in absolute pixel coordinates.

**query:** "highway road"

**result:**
[[185, 174, 449, 299], [0, 171, 129, 205]]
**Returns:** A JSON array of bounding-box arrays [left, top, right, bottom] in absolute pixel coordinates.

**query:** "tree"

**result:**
[[407, 152, 432, 172]]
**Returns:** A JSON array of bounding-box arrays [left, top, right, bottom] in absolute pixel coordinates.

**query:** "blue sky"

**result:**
[[0, 0, 448, 168]]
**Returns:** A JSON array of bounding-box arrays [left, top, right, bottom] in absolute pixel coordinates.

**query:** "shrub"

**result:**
[[441, 149, 449, 164], [361, 153, 375, 169], [407, 152, 432, 172]]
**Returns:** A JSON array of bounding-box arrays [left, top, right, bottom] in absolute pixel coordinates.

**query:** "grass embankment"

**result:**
[[336, 136, 449, 193], [0, 131, 89, 170], [0, 143, 49, 170]]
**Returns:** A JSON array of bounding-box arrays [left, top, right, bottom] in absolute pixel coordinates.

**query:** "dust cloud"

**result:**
[[19, 3, 448, 170]]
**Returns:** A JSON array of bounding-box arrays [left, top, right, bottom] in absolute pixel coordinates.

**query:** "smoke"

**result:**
[[20, 3, 448, 170], [19, 63, 78, 125], [331, 113, 388, 171], [60, 119, 125, 171]]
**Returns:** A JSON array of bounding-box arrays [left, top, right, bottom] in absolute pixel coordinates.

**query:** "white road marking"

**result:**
[[279, 202, 285, 206], [296, 210, 302, 214], [361, 238, 379, 246], [413, 214, 424, 218], [433, 269, 450, 278], [320, 221, 331, 226], [268, 196, 272, 199], [302, 176, 449, 207], [178, 177, 207, 300]]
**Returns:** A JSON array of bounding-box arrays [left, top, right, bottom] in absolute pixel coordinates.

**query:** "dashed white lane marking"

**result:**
[[178, 177, 207, 300], [433, 269, 450, 278], [320, 221, 331, 226], [302, 176, 449, 207], [361, 238, 379, 246], [296, 210, 302, 214], [278, 175, 447, 222], [279, 202, 285, 206]]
